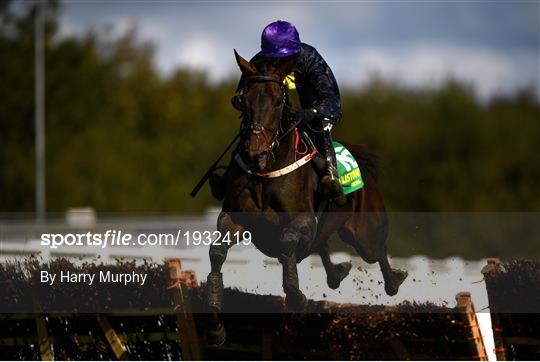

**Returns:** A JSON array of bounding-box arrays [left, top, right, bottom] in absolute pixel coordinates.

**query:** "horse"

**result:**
[[205, 50, 408, 345]]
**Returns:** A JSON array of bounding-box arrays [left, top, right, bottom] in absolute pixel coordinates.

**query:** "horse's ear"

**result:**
[[234, 49, 257, 76], [272, 56, 297, 80]]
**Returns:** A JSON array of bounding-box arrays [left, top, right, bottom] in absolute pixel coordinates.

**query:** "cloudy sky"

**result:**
[[58, 1, 539, 99]]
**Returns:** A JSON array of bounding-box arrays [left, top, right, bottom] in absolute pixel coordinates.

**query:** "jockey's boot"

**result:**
[[321, 130, 347, 206]]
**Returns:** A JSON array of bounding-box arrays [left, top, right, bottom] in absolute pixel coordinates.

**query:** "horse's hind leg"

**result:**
[[206, 211, 244, 346], [338, 213, 407, 296], [378, 250, 408, 296], [317, 241, 352, 290]]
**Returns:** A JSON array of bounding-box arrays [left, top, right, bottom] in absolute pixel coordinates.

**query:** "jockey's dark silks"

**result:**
[[211, 20, 346, 205], [236, 43, 342, 121]]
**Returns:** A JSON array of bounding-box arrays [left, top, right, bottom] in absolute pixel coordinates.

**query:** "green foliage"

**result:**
[[337, 79, 540, 212], [1, 2, 539, 257]]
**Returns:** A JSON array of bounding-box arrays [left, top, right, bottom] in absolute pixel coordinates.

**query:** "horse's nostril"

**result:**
[[251, 123, 264, 135]]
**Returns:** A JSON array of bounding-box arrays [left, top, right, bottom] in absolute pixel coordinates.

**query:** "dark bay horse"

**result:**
[[205, 50, 407, 345]]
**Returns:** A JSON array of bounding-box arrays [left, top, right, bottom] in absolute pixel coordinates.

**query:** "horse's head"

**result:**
[[234, 50, 296, 171]]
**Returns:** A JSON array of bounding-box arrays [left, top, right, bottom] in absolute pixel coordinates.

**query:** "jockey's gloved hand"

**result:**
[[326, 112, 342, 125], [296, 108, 319, 125]]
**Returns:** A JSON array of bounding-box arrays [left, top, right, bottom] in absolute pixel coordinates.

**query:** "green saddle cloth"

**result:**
[[333, 141, 364, 195]]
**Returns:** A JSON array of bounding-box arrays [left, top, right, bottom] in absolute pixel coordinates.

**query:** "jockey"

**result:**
[[213, 20, 346, 205]]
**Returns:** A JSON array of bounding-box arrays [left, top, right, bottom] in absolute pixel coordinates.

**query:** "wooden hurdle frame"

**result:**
[[202, 291, 489, 360], [0, 259, 501, 361], [167, 258, 201, 360], [5, 259, 202, 361], [481, 258, 506, 361], [481, 257, 540, 362], [455, 292, 488, 361]]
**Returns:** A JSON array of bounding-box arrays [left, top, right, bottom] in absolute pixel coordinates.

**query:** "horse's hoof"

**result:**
[[206, 322, 227, 347], [327, 262, 352, 289], [285, 290, 308, 311], [385, 268, 408, 296]]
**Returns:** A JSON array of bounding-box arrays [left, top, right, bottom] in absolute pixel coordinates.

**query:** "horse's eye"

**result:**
[[231, 94, 245, 111]]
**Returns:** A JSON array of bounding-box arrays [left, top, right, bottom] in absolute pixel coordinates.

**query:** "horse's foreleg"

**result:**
[[279, 227, 306, 310], [279, 216, 315, 310], [206, 211, 244, 346], [207, 211, 244, 309]]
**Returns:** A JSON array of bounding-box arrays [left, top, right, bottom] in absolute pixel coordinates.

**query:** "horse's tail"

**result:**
[[341, 142, 380, 183]]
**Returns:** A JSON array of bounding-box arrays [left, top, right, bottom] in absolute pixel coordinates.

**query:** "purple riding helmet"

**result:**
[[261, 20, 301, 58]]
